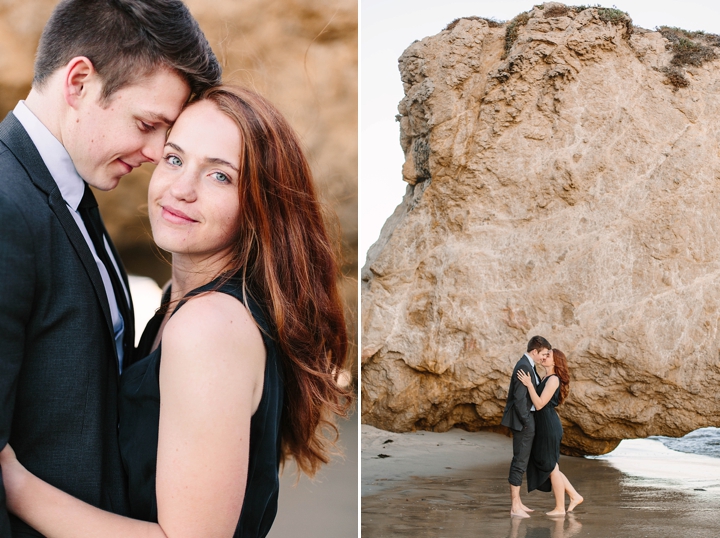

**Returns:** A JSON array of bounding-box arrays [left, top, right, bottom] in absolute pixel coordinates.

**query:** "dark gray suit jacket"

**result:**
[[0, 112, 130, 536], [501, 355, 540, 432]]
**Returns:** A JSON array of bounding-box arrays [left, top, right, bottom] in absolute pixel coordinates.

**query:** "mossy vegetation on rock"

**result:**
[[657, 26, 720, 89], [445, 16, 503, 32], [503, 12, 531, 57]]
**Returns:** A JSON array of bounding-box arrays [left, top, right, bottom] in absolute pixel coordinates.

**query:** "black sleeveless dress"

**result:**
[[118, 274, 284, 537], [526, 374, 562, 493]]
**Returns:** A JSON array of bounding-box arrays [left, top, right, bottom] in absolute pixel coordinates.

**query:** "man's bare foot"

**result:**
[[568, 495, 584, 512], [546, 509, 566, 517], [510, 508, 531, 518], [520, 503, 534, 512]]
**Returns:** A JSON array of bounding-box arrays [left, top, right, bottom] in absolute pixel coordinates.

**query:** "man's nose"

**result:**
[[141, 132, 166, 164]]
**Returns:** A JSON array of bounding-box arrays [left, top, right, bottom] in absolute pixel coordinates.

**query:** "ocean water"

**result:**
[[591, 428, 720, 494], [650, 427, 720, 458]]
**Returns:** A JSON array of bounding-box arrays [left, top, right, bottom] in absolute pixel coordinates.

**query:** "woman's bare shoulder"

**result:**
[[162, 291, 265, 372], [545, 374, 561, 386]]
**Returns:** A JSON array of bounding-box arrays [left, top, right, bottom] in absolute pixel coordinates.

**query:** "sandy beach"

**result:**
[[362, 425, 720, 538]]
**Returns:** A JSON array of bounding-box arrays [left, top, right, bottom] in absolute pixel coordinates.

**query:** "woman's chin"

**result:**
[[150, 235, 185, 256], [150, 224, 193, 251]]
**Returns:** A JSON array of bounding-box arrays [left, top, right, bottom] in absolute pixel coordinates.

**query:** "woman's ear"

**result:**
[[62, 56, 96, 108]]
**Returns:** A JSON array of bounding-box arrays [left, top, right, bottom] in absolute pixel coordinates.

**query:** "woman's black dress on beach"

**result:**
[[118, 274, 284, 537], [526, 374, 562, 493]]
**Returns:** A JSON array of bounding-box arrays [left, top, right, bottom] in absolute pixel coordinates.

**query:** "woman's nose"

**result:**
[[169, 170, 198, 202]]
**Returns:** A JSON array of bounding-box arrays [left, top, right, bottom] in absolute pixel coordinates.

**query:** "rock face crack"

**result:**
[[363, 2, 720, 455]]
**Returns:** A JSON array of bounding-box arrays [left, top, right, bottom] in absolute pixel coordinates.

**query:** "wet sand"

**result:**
[[362, 426, 720, 538], [268, 410, 358, 538]]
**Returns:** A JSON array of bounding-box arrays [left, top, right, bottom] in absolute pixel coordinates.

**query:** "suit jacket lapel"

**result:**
[[0, 113, 114, 337], [48, 193, 114, 334]]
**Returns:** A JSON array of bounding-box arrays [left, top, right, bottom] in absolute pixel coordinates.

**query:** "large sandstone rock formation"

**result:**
[[0, 0, 357, 310], [362, 3, 720, 455]]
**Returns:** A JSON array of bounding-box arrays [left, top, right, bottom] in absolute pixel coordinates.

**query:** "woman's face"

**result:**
[[542, 350, 554, 368], [148, 100, 241, 265]]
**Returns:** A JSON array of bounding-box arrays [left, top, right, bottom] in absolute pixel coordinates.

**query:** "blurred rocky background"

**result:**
[[0, 0, 357, 361], [362, 2, 720, 456]]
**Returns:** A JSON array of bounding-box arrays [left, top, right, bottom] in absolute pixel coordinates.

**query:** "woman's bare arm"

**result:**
[[516, 371, 559, 411], [0, 292, 266, 538], [155, 292, 265, 537]]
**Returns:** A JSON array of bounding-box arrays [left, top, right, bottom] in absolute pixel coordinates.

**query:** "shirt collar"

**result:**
[[13, 101, 86, 210], [524, 353, 542, 387]]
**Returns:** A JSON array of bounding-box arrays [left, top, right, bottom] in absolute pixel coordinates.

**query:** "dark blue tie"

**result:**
[[78, 184, 133, 365]]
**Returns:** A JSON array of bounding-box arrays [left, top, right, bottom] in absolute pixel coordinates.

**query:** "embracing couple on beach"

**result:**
[[502, 335, 584, 518], [0, 1, 350, 537]]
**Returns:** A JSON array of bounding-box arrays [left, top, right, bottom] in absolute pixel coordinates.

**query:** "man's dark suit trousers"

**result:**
[[508, 413, 535, 486]]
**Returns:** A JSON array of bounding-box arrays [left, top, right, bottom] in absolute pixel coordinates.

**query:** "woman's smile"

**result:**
[[161, 204, 198, 224]]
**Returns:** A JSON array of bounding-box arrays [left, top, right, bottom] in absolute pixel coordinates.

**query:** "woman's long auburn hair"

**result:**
[[197, 85, 352, 477], [551, 349, 570, 404]]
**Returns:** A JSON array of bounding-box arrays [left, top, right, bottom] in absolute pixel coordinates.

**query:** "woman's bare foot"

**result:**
[[567, 495, 584, 512], [520, 503, 534, 512], [546, 509, 566, 517]]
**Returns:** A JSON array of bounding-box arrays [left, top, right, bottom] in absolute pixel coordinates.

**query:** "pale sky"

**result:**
[[359, 0, 720, 265]]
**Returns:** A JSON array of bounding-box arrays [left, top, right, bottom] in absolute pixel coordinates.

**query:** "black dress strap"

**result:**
[[135, 274, 237, 355]]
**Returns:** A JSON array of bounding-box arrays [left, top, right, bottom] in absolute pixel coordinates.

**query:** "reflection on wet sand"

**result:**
[[509, 514, 582, 538]]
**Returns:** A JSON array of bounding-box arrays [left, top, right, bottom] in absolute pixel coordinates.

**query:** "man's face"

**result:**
[[529, 347, 551, 364], [64, 68, 190, 191]]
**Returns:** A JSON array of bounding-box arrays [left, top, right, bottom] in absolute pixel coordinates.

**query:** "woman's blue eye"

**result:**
[[213, 171, 229, 183], [167, 155, 182, 166]]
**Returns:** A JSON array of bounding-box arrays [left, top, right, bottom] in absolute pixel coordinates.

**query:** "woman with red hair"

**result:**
[[0, 85, 351, 537], [517, 348, 583, 516]]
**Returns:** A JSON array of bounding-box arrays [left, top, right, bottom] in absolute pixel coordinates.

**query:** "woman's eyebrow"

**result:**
[[165, 141, 184, 153], [205, 157, 239, 172]]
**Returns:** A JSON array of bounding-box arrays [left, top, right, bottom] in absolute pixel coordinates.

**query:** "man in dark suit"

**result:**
[[501, 335, 552, 518], [0, 1, 220, 534]]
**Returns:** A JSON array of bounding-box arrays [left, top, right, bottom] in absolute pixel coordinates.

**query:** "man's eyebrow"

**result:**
[[164, 142, 239, 172], [143, 111, 174, 126]]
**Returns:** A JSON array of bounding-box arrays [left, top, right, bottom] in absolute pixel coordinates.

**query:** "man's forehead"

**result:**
[[121, 69, 190, 123]]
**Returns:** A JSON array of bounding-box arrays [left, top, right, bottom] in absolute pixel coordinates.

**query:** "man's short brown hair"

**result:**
[[527, 335, 551, 353], [34, 0, 221, 101]]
